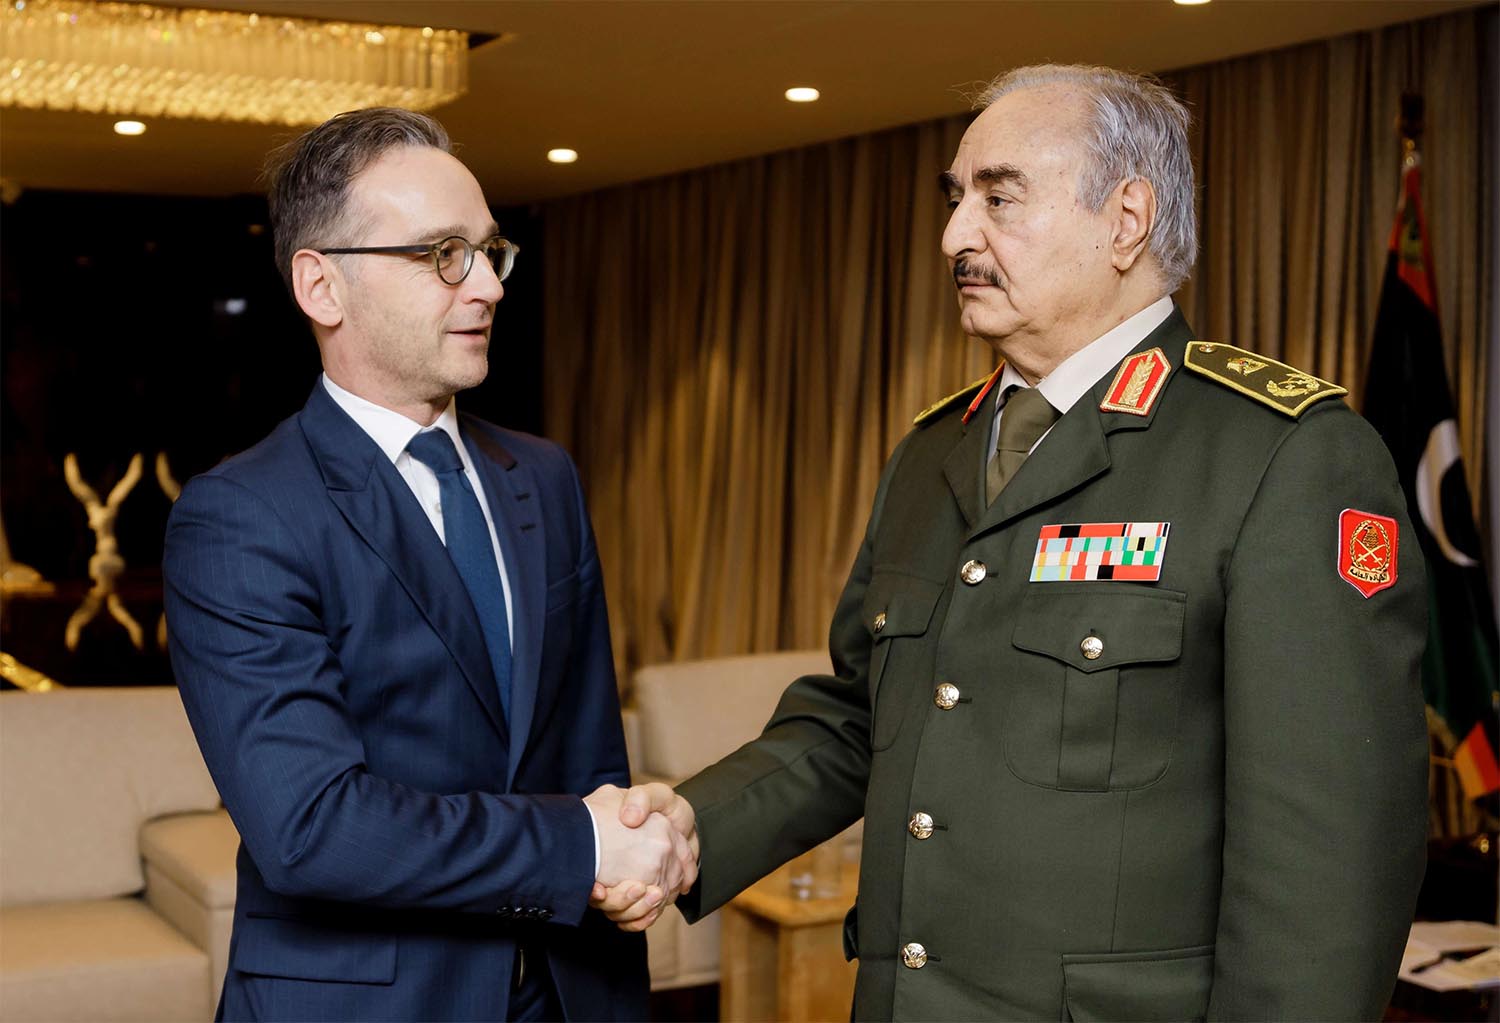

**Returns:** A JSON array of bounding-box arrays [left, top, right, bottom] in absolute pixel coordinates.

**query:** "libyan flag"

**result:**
[[1362, 158, 1500, 802]]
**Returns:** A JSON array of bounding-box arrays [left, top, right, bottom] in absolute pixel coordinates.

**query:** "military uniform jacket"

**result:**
[[677, 309, 1429, 1021]]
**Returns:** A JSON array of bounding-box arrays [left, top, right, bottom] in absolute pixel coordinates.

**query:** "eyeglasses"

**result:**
[[317, 235, 519, 285]]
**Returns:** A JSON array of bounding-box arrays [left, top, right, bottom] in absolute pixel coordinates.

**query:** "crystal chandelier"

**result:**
[[0, 0, 469, 126]]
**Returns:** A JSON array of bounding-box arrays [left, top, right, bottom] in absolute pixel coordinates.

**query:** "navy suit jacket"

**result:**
[[164, 383, 647, 1022]]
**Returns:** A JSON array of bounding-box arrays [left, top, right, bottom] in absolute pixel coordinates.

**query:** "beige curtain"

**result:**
[[543, 7, 1495, 687], [1171, 8, 1494, 513], [543, 119, 985, 677]]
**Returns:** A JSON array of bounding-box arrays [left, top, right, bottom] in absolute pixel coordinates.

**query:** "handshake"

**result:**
[[582, 782, 698, 932]]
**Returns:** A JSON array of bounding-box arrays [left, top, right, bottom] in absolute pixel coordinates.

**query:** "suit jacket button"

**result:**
[[908, 812, 935, 840], [960, 560, 987, 585], [934, 683, 960, 710], [539, 909, 554, 921], [901, 942, 928, 969]]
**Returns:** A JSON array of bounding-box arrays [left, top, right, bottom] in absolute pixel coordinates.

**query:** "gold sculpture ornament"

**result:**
[[0, 652, 61, 691], [0, 512, 54, 597], [155, 451, 181, 649], [63, 453, 145, 651]]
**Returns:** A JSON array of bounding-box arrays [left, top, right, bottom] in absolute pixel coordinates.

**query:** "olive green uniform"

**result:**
[[677, 310, 1428, 1020]]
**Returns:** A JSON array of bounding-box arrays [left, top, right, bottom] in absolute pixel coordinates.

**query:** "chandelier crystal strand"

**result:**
[[0, 0, 468, 126]]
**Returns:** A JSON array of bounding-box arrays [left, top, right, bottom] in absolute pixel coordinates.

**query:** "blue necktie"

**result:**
[[406, 429, 512, 721]]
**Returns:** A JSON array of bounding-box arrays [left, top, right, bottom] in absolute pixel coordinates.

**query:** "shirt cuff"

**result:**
[[583, 799, 601, 878]]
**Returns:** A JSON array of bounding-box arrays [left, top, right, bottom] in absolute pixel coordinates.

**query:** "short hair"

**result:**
[[977, 65, 1197, 292], [264, 107, 451, 294]]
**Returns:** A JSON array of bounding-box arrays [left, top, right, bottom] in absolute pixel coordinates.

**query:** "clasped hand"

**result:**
[[583, 782, 698, 932]]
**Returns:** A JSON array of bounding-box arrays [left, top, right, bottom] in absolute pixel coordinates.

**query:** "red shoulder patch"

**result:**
[[1099, 347, 1171, 417], [1338, 509, 1399, 598]]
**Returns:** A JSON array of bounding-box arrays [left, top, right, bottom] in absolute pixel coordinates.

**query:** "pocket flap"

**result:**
[[1062, 944, 1213, 1021], [861, 572, 944, 639], [1012, 586, 1185, 672], [231, 914, 397, 984]]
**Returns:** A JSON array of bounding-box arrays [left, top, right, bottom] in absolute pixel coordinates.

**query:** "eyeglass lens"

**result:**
[[434, 237, 515, 285]]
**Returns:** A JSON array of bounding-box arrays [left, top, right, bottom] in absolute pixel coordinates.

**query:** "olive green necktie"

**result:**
[[986, 386, 1060, 505]]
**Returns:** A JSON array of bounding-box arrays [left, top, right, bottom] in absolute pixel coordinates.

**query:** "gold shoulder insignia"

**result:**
[[1184, 342, 1347, 417], [914, 373, 994, 427]]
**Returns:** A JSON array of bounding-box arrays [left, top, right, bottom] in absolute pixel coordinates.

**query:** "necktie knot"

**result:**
[[406, 429, 465, 475], [996, 386, 1060, 455]]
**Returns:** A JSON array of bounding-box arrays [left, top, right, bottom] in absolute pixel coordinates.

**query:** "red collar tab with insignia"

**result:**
[[1338, 508, 1399, 598], [1099, 347, 1172, 417], [961, 363, 1006, 425]]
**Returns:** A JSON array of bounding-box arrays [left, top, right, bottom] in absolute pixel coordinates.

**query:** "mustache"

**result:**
[[953, 258, 1003, 288]]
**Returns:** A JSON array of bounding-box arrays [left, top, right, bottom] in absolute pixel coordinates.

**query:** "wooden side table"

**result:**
[[719, 859, 859, 1022]]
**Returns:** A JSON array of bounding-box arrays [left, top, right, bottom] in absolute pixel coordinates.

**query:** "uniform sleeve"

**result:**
[[1208, 406, 1429, 1018], [163, 472, 596, 922], [674, 435, 915, 919]]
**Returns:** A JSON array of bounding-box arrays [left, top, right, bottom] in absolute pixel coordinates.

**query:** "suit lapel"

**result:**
[[975, 402, 1110, 535], [942, 402, 994, 531], [461, 419, 545, 788], [300, 385, 508, 745], [971, 307, 1195, 537]]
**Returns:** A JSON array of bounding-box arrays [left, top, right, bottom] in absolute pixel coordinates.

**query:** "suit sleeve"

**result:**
[[555, 448, 633, 794], [675, 435, 914, 920], [163, 472, 596, 922], [1208, 406, 1429, 1018]]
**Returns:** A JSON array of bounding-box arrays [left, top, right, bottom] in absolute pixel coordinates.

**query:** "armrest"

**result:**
[[142, 808, 238, 1010], [141, 808, 239, 911]]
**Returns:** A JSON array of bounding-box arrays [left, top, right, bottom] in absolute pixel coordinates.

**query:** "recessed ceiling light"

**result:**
[[547, 148, 578, 164], [785, 87, 820, 103], [113, 120, 146, 136], [1173, 0, 1210, 5]]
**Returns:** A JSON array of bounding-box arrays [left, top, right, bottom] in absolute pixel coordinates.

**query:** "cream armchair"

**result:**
[[620, 650, 860, 991], [0, 686, 237, 1022]]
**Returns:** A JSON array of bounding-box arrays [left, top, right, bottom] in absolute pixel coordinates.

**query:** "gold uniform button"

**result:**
[[901, 942, 928, 969], [960, 560, 987, 585], [934, 683, 960, 710], [873, 611, 887, 633], [908, 812, 935, 840], [1080, 635, 1104, 660]]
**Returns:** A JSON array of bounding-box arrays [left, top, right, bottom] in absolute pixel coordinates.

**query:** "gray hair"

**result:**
[[978, 65, 1197, 292], [263, 107, 451, 295]]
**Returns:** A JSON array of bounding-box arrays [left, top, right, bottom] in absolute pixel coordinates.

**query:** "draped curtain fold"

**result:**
[[543, 8, 1495, 687]]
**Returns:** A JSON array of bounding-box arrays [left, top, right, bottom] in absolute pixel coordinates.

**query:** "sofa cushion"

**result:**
[[631, 650, 832, 780], [0, 688, 221, 906], [0, 897, 212, 1022], [139, 809, 239, 909]]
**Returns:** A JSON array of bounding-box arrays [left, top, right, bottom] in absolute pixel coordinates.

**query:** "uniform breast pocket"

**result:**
[[1005, 585, 1185, 791], [862, 571, 944, 751]]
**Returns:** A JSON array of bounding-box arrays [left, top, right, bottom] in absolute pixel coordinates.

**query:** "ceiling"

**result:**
[[0, 0, 1484, 204]]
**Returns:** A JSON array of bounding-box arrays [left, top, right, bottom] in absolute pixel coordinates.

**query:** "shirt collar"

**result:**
[[321, 373, 464, 466], [995, 295, 1174, 413]]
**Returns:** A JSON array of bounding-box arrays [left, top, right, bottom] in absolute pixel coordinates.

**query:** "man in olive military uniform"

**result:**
[[596, 64, 1429, 1020]]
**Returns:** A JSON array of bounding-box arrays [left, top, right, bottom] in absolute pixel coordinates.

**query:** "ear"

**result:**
[[290, 249, 345, 328], [1110, 177, 1157, 274]]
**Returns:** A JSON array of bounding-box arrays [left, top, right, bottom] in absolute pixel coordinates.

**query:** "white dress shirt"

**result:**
[[989, 295, 1175, 455]]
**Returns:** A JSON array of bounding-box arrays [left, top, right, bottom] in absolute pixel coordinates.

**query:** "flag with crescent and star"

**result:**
[[1362, 143, 1500, 804]]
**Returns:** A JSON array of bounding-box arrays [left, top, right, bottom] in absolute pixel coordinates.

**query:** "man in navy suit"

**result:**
[[164, 108, 693, 1022]]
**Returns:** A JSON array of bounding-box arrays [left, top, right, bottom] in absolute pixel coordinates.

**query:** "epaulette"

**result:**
[[1183, 342, 1347, 417], [913, 371, 997, 427]]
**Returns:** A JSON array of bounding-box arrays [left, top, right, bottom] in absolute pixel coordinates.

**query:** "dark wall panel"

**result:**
[[1, 189, 543, 685]]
